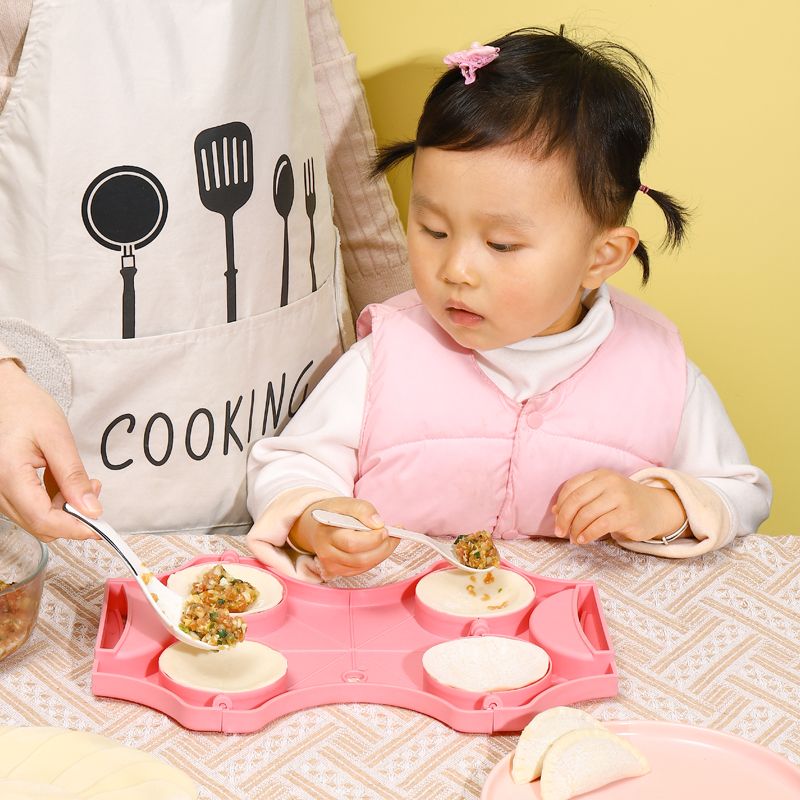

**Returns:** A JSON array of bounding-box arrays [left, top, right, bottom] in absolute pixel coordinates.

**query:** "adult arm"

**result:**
[[0, 0, 30, 112], [0, 4, 102, 540], [0, 340, 20, 364], [305, 0, 411, 317]]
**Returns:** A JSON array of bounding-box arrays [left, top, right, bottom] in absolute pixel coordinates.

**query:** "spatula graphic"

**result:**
[[194, 122, 254, 322]]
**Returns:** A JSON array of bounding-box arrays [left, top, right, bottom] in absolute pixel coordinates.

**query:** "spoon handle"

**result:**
[[311, 510, 435, 546], [63, 503, 144, 576], [311, 509, 371, 532], [384, 525, 434, 546]]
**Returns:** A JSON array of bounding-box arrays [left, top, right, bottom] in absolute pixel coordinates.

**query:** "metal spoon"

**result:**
[[63, 504, 218, 650], [310, 509, 497, 573]]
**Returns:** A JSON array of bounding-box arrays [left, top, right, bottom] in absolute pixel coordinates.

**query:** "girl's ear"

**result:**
[[582, 226, 640, 289]]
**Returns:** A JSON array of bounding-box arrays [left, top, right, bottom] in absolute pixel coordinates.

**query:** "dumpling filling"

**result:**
[[189, 564, 259, 613], [178, 600, 246, 648], [453, 531, 500, 569], [178, 565, 257, 647]]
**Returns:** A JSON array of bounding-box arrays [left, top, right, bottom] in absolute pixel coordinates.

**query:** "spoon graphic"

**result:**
[[273, 154, 294, 307]]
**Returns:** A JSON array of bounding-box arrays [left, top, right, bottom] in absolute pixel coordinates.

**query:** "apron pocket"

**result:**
[[59, 277, 342, 534]]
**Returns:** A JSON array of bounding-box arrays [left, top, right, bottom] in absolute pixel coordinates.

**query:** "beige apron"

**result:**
[[0, 0, 345, 533]]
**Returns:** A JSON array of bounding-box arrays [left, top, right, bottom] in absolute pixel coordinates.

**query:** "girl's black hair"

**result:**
[[373, 27, 690, 284]]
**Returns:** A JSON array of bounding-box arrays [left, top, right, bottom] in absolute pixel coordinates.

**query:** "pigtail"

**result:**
[[371, 140, 416, 179], [632, 241, 651, 284], [639, 187, 691, 251], [634, 186, 691, 285]]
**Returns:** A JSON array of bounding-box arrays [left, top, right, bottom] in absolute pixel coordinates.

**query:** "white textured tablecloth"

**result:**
[[1, 533, 798, 799]]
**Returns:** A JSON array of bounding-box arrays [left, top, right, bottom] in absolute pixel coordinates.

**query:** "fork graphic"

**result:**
[[303, 158, 317, 292]]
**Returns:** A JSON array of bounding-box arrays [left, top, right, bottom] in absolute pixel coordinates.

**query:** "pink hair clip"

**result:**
[[443, 41, 500, 85]]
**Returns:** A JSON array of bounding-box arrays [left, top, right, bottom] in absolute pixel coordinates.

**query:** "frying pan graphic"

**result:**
[[82, 166, 168, 338]]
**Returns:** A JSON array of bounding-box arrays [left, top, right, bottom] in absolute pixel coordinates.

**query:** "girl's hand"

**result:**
[[289, 496, 399, 579], [552, 469, 688, 545]]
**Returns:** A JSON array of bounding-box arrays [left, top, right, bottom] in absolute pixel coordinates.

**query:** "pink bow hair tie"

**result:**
[[443, 41, 500, 85]]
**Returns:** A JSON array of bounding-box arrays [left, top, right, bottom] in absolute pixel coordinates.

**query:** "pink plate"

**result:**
[[481, 720, 800, 800]]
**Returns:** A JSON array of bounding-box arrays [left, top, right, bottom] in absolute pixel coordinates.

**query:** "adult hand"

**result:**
[[0, 360, 102, 542], [552, 468, 688, 545], [289, 495, 398, 579]]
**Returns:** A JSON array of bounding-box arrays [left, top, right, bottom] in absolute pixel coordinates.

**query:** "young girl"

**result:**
[[246, 28, 771, 581]]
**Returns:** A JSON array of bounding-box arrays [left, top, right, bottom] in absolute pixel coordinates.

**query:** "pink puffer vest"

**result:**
[[354, 288, 686, 538]]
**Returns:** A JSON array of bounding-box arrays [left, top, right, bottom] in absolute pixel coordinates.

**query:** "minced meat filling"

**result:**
[[177, 565, 257, 647], [453, 531, 500, 569], [178, 601, 246, 648], [189, 565, 259, 613], [1, 578, 38, 659]]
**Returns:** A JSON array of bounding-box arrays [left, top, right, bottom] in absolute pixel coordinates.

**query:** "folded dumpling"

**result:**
[[511, 706, 603, 784], [539, 727, 650, 800]]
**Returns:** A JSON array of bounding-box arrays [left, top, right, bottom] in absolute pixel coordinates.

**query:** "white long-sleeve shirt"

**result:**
[[247, 285, 772, 579]]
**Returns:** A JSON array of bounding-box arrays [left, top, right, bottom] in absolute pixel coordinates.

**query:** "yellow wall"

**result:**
[[332, 0, 799, 534]]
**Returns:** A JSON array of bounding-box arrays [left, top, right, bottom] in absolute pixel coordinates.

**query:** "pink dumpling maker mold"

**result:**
[[92, 551, 618, 734]]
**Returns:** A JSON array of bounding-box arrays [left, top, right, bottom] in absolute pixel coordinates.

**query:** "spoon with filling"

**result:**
[[63, 504, 218, 650], [310, 509, 499, 573]]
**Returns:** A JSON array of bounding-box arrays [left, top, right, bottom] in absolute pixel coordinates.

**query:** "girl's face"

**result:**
[[408, 146, 619, 351]]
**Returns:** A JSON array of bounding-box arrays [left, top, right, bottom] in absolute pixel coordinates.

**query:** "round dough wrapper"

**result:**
[[0, 726, 196, 799], [159, 640, 288, 693], [422, 636, 550, 693], [166, 562, 283, 614], [415, 568, 534, 617]]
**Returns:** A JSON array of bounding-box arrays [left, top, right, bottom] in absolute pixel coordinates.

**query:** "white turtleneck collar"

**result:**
[[473, 284, 615, 402]]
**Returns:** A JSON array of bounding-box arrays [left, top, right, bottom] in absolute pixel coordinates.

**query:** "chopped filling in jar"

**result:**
[[189, 565, 259, 613], [178, 600, 246, 648], [0, 578, 38, 659], [453, 531, 500, 570]]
